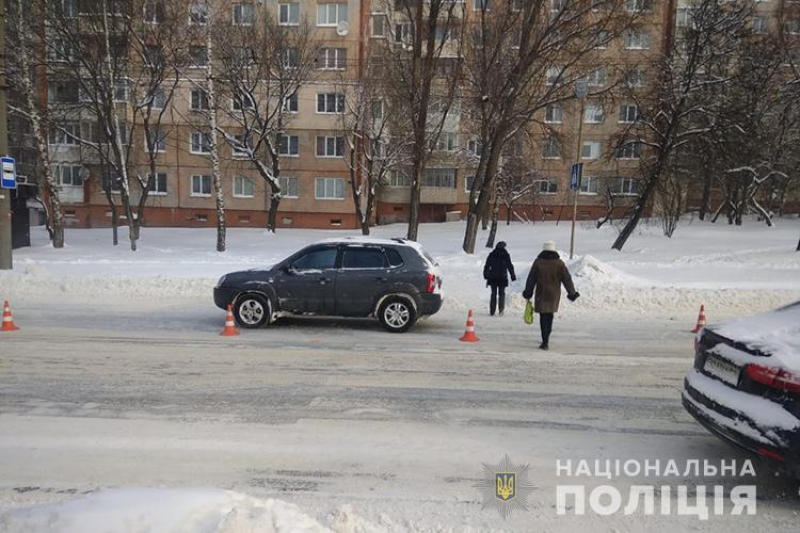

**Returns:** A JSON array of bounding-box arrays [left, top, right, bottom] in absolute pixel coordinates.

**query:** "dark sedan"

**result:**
[[682, 301, 800, 475], [214, 238, 443, 333]]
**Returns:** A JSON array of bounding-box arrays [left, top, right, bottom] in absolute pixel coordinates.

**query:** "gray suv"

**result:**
[[214, 238, 443, 332]]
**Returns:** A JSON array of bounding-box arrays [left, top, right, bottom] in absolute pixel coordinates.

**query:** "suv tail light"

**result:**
[[426, 272, 436, 293], [745, 364, 800, 393]]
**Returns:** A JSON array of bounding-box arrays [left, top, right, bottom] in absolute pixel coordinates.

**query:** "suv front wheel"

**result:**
[[378, 296, 417, 333], [234, 293, 272, 328]]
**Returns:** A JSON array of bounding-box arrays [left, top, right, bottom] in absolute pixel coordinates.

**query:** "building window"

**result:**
[[424, 168, 456, 188], [189, 0, 208, 25], [468, 139, 482, 157], [48, 82, 79, 104], [114, 80, 129, 102], [59, 0, 79, 18], [616, 141, 642, 160], [151, 86, 167, 109], [435, 132, 457, 152], [579, 176, 599, 195], [279, 176, 299, 198], [751, 17, 768, 34], [625, 0, 651, 12], [317, 3, 347, 26], [619, 104, 640, 123], [626, 68, 647, 88], [545, 104, 563, 124], [189, 46, 208, 68], [148, 129, 167, 152], [232, 91, 255, 110], [465, 175, 475, 192], [542, 137, 562, 159], [395, 22, 413, 44], [318, 48, 347, 70], [233, 3, 254, 25], [624, 30, 650, 50], [609, 176, 640, 195], [278, 134, 299, 156], [584, 103, 604, 124], [233, 176, 255, 197], [538, 178, 558, 194], [676, 8, 696, 28], [371, 13, 387, 37], [56, 165, 84, 186], [191, 174, 212, 196], [47, 39, 73, 62], [151, 172, 168, 194], [474, 0, 492, 10], [317, 93, 345, 113], [390, 171, 411, 188], [315, 177, 345, 199], [279, 3, 300, 25], [49, 122, 81, 145], [316, 136, 345, 157], [593, 30, 610, 49], [144, 0, 164, 23], [232, 134, 251, 157], [190, 131, 211, 154], [282, 93, 299, 113], [282, 47, 299, 69], [371, 100, 384, 120], [586, 67, 607, 88], [546, 66, 564, 86], [145, 45, 164, 67], [581, 141, 602, 160], [785, 20, 800, 35], [191, 88, 209, 110]]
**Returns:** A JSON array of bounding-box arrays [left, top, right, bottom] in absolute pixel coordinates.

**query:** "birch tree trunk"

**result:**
[[206, 35, 226, 252]]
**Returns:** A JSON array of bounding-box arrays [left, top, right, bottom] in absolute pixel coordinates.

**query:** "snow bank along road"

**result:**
[[1, 302, 799, 532]]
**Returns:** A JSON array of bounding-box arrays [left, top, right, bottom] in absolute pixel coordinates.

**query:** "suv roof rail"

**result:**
[[391, 237, 407, 244]]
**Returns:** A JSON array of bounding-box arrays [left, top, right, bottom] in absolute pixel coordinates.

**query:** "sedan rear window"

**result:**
[[342, 248, 386, 269]]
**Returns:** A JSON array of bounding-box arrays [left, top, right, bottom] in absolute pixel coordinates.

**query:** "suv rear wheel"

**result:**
[[234, 294, 271, 328], [378, 296, 417, 333]]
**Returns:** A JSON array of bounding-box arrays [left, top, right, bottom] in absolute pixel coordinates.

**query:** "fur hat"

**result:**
[[542, 240, 557, 252], [496, 241, 507, 249]]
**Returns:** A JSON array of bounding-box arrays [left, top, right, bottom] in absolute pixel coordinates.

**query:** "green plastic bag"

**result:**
[[524, 301, 534, 325]]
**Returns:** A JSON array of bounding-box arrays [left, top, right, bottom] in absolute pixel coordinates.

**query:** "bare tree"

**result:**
[[373, 0, 466, 241], [610, 0, 754, 250], [460, 0, 632, 253], [6, 0, 65, 247], [335, 59, 412, 235], [211, 6, 319, 232]]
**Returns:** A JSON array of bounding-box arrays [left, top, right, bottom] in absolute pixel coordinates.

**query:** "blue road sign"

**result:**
[[569, 163, 583, 191], [1, 156, 17, 190]]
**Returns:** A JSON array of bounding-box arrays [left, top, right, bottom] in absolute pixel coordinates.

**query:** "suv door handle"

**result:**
[[375, 277, 388, 282], [319, 277, 330, 284]]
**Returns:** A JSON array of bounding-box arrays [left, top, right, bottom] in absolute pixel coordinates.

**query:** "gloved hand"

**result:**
[[568, 291, 580, 302], [511, 276, 517, 282]]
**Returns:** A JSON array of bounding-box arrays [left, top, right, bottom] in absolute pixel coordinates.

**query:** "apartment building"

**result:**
[[20, 0, 798, 229]]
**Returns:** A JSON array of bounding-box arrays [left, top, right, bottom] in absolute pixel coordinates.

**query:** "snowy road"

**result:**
[[1, 300, 798, 532]]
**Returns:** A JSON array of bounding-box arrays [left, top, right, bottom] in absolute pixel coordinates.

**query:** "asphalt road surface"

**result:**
[[0, 300, 797, 532]]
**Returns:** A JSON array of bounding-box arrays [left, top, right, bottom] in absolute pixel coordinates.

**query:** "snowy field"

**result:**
[[1, 218, 800, 533]]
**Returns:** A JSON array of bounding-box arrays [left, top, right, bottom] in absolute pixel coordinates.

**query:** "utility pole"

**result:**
[[569, 80, 588, 260], [0, 0, 13, 270]]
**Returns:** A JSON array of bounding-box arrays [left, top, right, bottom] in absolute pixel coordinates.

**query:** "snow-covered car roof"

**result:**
[[711, 301, 800, 371], [320, 236, 415, 247]]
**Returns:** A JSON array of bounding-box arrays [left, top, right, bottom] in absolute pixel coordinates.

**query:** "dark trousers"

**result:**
[[539, 313, 554, 345], [489, 285, 506, 315]]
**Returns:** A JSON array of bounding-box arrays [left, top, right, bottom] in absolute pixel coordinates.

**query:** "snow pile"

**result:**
[[1, 488, 332, 533]]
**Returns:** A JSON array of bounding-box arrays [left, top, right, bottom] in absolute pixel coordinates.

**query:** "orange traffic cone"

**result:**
[[2, 300, 19, 331], [691, 305, 707, 333], [220, 305, 239, 337], [459, 309, 479, 342]]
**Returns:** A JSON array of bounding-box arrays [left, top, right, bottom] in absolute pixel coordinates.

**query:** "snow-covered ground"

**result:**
[[1, 218, 800, 532], [3, 217, 800, 319]]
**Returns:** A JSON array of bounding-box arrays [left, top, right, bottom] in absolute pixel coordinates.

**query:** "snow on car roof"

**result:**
[[320, 236, 412, 246], [711, 301, 800, 370]]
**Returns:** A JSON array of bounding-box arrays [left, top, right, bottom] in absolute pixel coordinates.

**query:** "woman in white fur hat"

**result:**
[[522, 240, 579, 350]]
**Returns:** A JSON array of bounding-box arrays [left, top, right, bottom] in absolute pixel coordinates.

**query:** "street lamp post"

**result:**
[[569, 80, 588, 260]]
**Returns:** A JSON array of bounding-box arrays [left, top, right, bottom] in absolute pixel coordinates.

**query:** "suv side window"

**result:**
[[292, 248, 337, 271], [385, 248, 404, 267], [341, 248, 386, 269]]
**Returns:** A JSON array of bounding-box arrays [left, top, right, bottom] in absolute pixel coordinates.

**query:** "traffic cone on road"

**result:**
[[459, 309, 479, 342], [2, 300, 19, 331], [220, 304, 239, 337], [691, 305, 707, 333]]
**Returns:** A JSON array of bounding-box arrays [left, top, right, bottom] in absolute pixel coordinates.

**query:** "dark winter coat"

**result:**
[[522, 251, 577, 314], [483, 247, 516, 288]]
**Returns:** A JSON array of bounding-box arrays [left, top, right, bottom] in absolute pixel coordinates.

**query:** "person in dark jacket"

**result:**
[[522, 240, 580, 350], [483, 241, 516, 316]]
